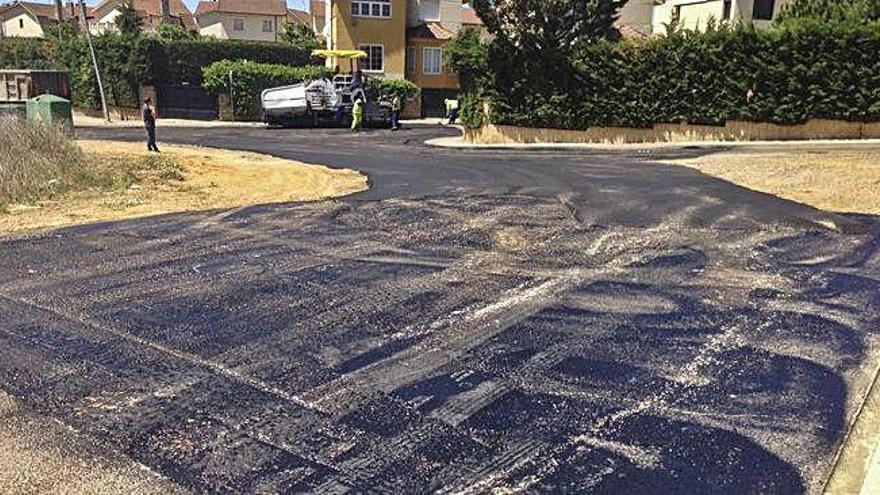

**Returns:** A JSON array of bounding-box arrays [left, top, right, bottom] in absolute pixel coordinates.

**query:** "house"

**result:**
[[317, 0, 485, 117], [652, 0, 788, 33], [0, 1, 91, 38], [195, 0, 287, 42], [89, 0, 196, 35]]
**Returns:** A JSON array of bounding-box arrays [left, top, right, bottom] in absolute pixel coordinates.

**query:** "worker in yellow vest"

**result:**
[[352, 97, 365, 132]]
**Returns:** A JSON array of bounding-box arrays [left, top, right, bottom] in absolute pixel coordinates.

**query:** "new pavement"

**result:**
[[1, 125, 879, 493]]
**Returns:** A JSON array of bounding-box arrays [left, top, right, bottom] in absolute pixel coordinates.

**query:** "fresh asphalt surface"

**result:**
[[2, 124, 880, 493]]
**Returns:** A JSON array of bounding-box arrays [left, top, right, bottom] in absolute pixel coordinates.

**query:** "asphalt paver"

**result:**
[[1, 125, 879, 493]]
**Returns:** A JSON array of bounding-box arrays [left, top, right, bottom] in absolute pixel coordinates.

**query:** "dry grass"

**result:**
[[0, 138, 366, 234], [668, 150, 880, 215]]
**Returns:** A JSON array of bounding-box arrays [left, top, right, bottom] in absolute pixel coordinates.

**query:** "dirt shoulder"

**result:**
[[666, 149, 880, 215], [0, 140, 367, 235]]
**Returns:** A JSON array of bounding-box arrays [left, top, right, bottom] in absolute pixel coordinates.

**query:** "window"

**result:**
[[262, 19, 274, 32], [752, 0, 775, 20], [351, 0, 391, 19], [359, 44, 384, 72], [19, 19, 24, 29], [423, 47, 442, 75], [420, 0, 440, 21], [723, 0, 732, 20], [671, 6, 681, 24], [233, 18, 245, 31], [406, 46, 416, 77]]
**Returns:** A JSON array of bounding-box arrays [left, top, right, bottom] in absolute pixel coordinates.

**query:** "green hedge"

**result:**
[[203, 60, 330, 120], [476, 19, 880, 129], [0, 35, 316, 109]]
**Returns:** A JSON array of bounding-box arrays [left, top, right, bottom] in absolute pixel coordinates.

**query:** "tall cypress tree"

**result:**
[[471, 0, 629, 54], [115, 0, 143, 38]]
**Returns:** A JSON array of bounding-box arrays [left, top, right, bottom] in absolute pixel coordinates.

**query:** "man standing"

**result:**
[[142, 97, 159, 153], [390, 95, 402, 131]]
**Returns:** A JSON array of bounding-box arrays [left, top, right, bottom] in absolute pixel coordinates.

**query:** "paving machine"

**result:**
[[261, 50, 391, 128]]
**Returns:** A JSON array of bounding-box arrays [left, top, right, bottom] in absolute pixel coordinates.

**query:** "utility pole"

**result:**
[[79, 0, 110, 122]]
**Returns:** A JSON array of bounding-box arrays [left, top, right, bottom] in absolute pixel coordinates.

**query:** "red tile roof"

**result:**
[[310, 0, 325, 18], [195, 0, 287, 17], [288, 8, 311, 26], [407, 21, 455, 41], [91, 0, 195, 29], [0, 1, 93, 22], [460, 4, 482, 26]]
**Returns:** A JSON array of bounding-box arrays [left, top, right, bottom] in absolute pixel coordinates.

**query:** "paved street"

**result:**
[[2, 125, 880, 493]]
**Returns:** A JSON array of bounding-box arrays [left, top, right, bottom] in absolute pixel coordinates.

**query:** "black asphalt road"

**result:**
[[2, 125, 880, 493]]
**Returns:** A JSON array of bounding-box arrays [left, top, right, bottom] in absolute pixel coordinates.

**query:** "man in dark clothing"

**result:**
[[142, 97, 159, 153]]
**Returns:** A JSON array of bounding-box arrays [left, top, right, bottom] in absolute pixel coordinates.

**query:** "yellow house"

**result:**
[[316, 0, 486, 117]]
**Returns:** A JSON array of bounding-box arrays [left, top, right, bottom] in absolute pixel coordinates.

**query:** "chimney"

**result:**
[[54, 0, 64, 21], [160, 0, 171, 21]]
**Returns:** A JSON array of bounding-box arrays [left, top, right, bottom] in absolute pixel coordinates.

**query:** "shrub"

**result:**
[[366, 78, 419, 109], [202, 60, 329, 120], [474, 20, 880, 130]]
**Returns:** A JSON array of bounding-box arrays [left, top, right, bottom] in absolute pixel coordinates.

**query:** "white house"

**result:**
[[195, 0, 288, 42], [652, 0, 788, 33]]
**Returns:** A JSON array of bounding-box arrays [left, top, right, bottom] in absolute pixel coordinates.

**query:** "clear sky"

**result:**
[[6, 1, 311, 12]]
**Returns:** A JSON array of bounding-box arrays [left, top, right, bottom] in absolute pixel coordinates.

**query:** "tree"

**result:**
[[280, 23, 322, 51], [471, 0, 629, 54], [115, 0, 143, 37], [156, 21, 199, 41], [776, 0, 880, 24], [446, 27, 488, 93]]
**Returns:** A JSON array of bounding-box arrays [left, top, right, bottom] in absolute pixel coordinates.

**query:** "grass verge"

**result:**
[[0, 120, 367, 234], [666, 149, 880, 215]]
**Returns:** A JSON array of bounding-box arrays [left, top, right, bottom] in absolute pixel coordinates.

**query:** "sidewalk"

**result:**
[[74, 114, 262, 128], [426, 134, 880, 152]]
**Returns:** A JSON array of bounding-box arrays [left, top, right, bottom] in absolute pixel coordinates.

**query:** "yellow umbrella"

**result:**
[[311, 49, 368, 59]]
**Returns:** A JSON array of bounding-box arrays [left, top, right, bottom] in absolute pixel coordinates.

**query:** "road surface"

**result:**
[[1, 125, 879, 493]]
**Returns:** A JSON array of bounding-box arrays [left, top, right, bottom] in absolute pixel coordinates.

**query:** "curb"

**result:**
[[424, 136, 880, 152], [824, 357, 880, 494]]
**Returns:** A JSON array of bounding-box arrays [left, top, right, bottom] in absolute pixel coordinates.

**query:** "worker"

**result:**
[[390, 95, 402, 131], [142, 97, 159, 153], [445, 98, 460, 125], [352, 97, 365, 132], [350, 69, 366, 104]]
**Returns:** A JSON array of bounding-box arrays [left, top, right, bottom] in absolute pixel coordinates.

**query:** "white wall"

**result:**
[[618, 0, 654, 34], [1, 12, 45, 37]]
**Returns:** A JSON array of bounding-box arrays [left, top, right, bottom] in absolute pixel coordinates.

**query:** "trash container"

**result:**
[[26, 94, 73, 133]]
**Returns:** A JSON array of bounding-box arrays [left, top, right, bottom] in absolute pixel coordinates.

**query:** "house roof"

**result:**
[[310, 0, 325, 19], [91, 0, 195, 29], [407, 21, 455, 41], [195, 0, 287, 17], [460, 4, 483, 26], [0, 1, 93, 22], [288, 8, 311, 26], [614, 21, 650, 40]]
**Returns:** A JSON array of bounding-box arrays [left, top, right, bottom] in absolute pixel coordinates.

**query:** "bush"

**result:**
[[202, 60, 329, 120], [472, 20, 880, 129], [366, 78, 419, 109], [0, 38, 55, 69]]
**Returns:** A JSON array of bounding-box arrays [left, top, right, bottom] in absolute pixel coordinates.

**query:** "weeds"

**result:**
[[0, 117, 186, 212]]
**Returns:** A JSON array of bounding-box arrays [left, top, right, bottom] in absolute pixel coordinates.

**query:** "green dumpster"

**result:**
[[26, 94, 73, 132]]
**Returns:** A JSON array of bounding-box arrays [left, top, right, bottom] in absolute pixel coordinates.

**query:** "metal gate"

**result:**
[[157, 85, 218, 120]]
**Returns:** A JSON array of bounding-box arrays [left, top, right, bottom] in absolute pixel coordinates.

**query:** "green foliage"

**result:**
[[366, 77, 419, 109], [472, 0, 628, 55], [1, 35, 317, 110], [0, 38, 55, 69], [115, 0, 144, 38], [280, 22, 322, 51], [202, 60, 329, 119], [776, 0, 880, 24], [473, 21, 880, 130], [446, 27, 491, 128], [156, 21, 200, 41]]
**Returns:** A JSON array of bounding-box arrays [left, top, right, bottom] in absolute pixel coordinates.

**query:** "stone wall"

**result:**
[[465, 120, 880, 145]]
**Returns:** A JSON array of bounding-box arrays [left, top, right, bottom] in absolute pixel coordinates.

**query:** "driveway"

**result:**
[[1, 125, 879, 493]]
